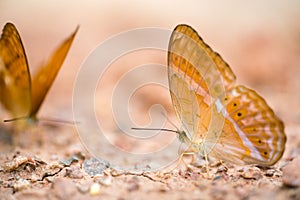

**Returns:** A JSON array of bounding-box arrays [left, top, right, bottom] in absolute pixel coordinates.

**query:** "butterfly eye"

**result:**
[[178, 130, 187, 143]]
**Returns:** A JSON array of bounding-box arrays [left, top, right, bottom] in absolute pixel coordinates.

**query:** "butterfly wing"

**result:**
[[30, 26, 78, 117], [0, 23, 31, 118], [168, 24, 235, 154], [170, 25, 236, 89], [211, 85, 286, 166], [168, 73, 200, 141], [169, 24, 286, 166]]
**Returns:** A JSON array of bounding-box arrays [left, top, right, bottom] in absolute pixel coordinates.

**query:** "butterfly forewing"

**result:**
[[30, 26, 78, 117], [168, 24, 230, 153], [170, 25, 236, 89], [0, 23, 31, 118]]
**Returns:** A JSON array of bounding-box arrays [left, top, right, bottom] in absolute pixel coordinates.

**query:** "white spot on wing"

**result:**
[[215, 98, 224, 113]]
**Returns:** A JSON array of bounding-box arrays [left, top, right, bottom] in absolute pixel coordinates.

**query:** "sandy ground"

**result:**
[[1, 1, 300, 199]]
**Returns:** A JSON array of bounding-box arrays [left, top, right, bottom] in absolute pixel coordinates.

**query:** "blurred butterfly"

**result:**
[[168, 24, 286, 166], [0, 22, 78, 123]]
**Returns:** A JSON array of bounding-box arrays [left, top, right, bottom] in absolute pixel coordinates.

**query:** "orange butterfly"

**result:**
[[168, 24, 286, 166], [0, 22, 78, 123]]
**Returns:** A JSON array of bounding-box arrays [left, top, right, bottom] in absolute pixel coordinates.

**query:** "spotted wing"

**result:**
[[168, 24, 286, 166], [211, 85, 286, 166]]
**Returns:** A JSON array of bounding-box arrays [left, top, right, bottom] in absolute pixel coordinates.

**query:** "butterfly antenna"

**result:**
[[132, 112, 182, 135], [159, 111, 181, 133], [131, 127, 178, 133], [38, 117, 79, 125]]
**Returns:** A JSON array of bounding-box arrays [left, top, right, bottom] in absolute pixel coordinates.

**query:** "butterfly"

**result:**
[[0, 22, 78, 123], [168, 24, 286, 166]]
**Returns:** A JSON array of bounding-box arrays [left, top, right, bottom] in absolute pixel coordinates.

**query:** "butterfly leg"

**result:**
[[201, 146, 212, 178], [162, 150, 195, 174], [204, 152, 210, 178]]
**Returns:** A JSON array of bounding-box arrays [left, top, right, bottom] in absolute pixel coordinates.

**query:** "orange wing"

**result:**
[[169, 24, 236, 89], [168, 24, 234, 151], [168, 24, 286, 166], [0, 23, 31, 118], [211, 85, 286, 166], [30, 26, 78, 118]]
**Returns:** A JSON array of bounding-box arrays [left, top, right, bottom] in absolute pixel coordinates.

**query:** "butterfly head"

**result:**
[[177, 129, 188, 143]]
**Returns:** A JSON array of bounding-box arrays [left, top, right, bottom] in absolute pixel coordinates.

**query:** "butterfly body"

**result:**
[[0, 23, 78, 123], [168, 24, 286, 166]]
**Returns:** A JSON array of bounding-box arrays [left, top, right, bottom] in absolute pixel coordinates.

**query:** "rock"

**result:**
[[240, 166, 263, 180], [13, 179, 30, 192], [89, 183, 101, 195], [83, 157, 110, 176], [59, 156, 79, 167], [95, 175, 112, 186], [50, 178, 77, 199], [282, 157, 300, 187], [65, 166, 84, 179], [2, 156, 29, 172], [127, 177, 140, 192]]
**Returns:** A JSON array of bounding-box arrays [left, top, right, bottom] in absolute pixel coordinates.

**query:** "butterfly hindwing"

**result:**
[[212, 85, 286, 166]]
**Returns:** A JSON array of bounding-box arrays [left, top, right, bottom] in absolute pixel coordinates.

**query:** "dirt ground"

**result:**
[[1, 1, 300, 199]]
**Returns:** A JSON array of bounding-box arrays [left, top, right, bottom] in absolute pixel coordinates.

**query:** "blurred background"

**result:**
[[0, 0, 299, 166]]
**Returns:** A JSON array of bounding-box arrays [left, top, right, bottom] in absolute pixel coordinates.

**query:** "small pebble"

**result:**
[[240, 166, 262, 180], [89, 183, 101, 195], [60, 156, 79, 167], [265, 169, 275, 177], [96, 175, 112, 186], [282, 157, 300, 187], [83, 157, 110, 176], [13, 179, 30, 192], [217, 165, 228, 173], [50, 178, 77, 199], [3, 156, 28, 172], [65, 166, 84, 179], [77, 184, 89, 194], [30, 174, 41, 183], [127, 177, 140, 192]]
